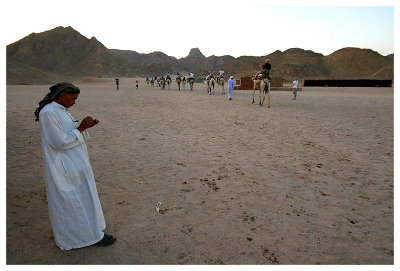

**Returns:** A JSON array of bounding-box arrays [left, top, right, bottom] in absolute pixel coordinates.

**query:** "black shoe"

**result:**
[[94, 234, 116, 247]]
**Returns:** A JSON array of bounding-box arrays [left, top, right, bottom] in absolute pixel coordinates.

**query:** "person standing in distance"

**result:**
[[292, 77, 299, 100], [115, 78, 120, 90], [34, 82, 116, 250]]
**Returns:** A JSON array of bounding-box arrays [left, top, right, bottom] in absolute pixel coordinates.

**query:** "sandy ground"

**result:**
[[6, 78, 393, 264]]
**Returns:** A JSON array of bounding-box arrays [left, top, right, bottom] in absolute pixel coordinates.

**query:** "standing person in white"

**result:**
[[34, 82, 116, 250], [292, 77, 299, 100], [227, 76, 234, 100]]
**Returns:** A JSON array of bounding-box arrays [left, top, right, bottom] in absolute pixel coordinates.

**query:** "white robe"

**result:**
[[39, 101, 105, 250]]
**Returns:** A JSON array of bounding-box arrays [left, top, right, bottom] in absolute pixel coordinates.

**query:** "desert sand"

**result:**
[[6, 78, 393, 264]]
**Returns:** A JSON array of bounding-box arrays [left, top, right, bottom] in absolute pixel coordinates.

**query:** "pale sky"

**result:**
[[1, 0, 396, 58]]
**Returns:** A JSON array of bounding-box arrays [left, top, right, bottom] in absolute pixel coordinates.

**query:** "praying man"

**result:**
[[34, 82, 116, 250]]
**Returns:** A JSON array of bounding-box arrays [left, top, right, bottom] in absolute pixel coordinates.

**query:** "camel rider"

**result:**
[[209, 70, 215, 79], [218, 68, 224, 83], [218, 69, 224, 79], [176, 73, 181, 80], [188, 72, 194, 83], [254, 59, 271, 80], [166, 72, 171, 81]]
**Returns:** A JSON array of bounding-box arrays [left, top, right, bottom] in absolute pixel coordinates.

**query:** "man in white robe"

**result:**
[[35, 82, 116, 250]]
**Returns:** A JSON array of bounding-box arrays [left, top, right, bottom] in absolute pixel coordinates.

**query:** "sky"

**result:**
[[1, 0, 396, 59]]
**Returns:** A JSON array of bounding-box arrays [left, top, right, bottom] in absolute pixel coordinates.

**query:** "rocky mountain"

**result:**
[[110, 49, 181, 69], [224, 48, 330, 79], [179, 48, 206, 71], [224, 47, 394, 80], [323, 47, 393, 78], [7, 26, 141, 79], [7, 59, 63, 84], [6, 26, 394, 84]]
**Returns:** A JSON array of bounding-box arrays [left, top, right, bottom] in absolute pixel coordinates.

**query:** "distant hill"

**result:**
[[323, 47, 393, 78], [7, 59, 63, 84], [7, 26, 141, 79], [224, 48, 329, 79], [6, 26, 394, 84], [179, 48, 206, 71]]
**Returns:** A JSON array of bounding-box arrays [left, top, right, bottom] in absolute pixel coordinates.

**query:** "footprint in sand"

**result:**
[[199, 177, 220, 192], [262, 248, 279, 264]]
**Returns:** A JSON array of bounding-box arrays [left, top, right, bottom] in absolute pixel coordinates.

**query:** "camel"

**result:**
[[176, 76, 182, 90], [188, 77, 194, 90], [182, 78, 186, 90], [216, 76, 225, 94], [166, 78, 171, 89], [207, 76, 215, 95], [252, 75, 271, 107], [160, 77, 166, 90]]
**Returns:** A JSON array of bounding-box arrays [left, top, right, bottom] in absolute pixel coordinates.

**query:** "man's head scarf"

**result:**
[[34, 82, 80, 122]]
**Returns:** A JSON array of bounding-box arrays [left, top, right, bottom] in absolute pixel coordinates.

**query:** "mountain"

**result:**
[[7, 26, 141, 79], [179, 48, 206, 71], [6, 26, 394, 84], [323, 47, 393, 78], [199, 55, 236, 74], [7, 59, 63, 84], [225, 48, 329, 79], [110, 49, 180, 69], [225, 47, 394, 80]]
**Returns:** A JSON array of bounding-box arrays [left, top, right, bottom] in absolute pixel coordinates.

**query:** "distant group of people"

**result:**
[[206, 68, 225, 81], [114, 78, 139, 90], [114, 60, 299, 101], [145, 72, 196, 90], [205, 68, 235, 100]]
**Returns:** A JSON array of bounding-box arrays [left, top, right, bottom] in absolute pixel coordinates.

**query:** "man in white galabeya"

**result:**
[[34, 82, 116, 250]]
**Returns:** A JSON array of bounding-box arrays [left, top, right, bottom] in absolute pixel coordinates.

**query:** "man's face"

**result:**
[[59, 92, 79, 108]]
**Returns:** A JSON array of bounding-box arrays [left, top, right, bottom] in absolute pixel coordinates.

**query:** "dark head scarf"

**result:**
[[34, 82, 80, 122]]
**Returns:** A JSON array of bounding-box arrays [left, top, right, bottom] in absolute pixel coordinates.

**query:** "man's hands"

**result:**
[[77, 116, 99, 132]]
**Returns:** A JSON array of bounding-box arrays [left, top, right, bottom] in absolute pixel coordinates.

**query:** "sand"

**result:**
[[6, 78, 394, 264]]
